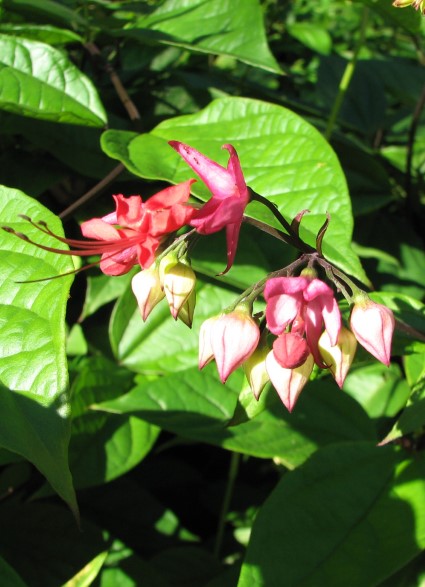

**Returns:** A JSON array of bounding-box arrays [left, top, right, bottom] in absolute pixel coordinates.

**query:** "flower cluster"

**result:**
[[5, 140, 396, 414], [200, 272, 394, 412]]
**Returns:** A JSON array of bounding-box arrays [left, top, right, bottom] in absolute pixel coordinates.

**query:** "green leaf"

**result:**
[[94, 369, 376, 468], [353, 0, 422, 33], [0, 35, 106, 126], [380, 353, 425, 445], [343, 363, 411, 419], [0, 556, 27, 587], [0, 185, 77, 513], [287, 22, 332, 55], [68, 357, 159, 489], [2, 0, 88, 28], [80, 270, 135, 322], [101, 97, 367, 282], [0, 24, 83, 45], [62, 551, 109, 587], [237, 444, 425, 587], [123, 0, 281, 73]]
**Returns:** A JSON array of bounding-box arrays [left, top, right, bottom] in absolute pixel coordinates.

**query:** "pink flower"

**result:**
[[265, 351, 314, 412], [199, 307, 260, 383], [169, 141, 250, 274], [264, 276, 341, 366], [350, 298, 395, 366], [80, 181, 195, 275], [15, 181, 195, 277]]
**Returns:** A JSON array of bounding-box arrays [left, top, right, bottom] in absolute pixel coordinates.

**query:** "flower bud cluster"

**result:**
[[131, 252, 197, 327], [196, 273, 395, 412]]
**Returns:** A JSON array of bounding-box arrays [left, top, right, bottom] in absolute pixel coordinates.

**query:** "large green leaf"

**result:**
[[237, 444, 425, 587], [101, 97, 367, 282], [94, 368, 376, 468], [0, 185, 76, 512], [0, 34, 106, 126], [123, 0, 281, 73]]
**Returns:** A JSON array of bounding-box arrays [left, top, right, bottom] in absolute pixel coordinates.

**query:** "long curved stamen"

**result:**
[[2, 225, 143, 256]]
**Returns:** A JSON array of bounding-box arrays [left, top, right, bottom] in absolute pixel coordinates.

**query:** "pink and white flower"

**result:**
[[264, 275, 341, 366]]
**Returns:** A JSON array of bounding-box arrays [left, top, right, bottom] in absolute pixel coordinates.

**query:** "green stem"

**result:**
[[324, 8, 369, 141], [213, 451, 240, 559]]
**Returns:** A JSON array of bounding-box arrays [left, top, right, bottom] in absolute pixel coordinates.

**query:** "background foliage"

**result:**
[[0, 0, 425, 586]]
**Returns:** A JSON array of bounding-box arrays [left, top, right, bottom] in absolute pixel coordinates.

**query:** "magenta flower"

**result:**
[[199, 307, 260, 383], [350, 298, 395, 366], [264, 276, 341, 366], [169, 141, 250, 274]]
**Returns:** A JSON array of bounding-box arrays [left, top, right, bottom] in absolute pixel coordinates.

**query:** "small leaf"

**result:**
[[287, 22, 332, 55], [0, 35, 107, 126], [62, 551, 109, 587]]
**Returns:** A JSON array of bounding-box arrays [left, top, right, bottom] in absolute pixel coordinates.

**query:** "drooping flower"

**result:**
[[319, 326, 357, 388], [10, 181, 195, 277], [199, 306, 260, 383], [350, 297, 395, 367], [265, 350, 314, 412], [264, 275, 341, 366], [169, 141, 250, 273]]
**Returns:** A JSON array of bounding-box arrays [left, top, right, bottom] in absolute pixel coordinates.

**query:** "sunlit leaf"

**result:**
[[0, 185, 76, 513], [0, 35, 106, 126]]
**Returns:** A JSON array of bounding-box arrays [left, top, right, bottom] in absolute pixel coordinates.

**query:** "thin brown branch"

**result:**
[[59, 163, 125, 221], [84, 42, 142, 125]]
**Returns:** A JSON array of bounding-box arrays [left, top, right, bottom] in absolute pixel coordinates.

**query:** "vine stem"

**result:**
[[324, 7, 369, 141], [213, 451, 240, 559]]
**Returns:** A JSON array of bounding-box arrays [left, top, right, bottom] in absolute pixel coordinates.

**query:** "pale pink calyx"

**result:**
[[350, 296, 395, 367]]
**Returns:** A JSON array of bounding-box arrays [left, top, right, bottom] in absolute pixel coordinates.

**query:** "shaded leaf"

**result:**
[[237, 444, 425, 587]]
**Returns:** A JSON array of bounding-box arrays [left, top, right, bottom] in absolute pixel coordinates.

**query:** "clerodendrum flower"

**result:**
[[169, 141, 250, 274], [10, 181, 195, 276], [264, 275, 341, 367]]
